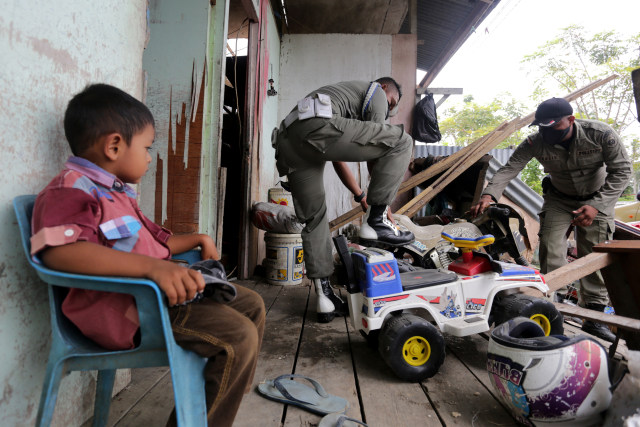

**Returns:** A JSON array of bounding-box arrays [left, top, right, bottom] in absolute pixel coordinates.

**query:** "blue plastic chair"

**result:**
[[13, 195, 208, 427]]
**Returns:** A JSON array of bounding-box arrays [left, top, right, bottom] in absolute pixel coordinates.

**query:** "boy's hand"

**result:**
[[198, 234, 219, 260], [149, 259, 205, 306]]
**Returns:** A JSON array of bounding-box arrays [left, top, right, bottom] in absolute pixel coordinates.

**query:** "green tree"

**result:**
[[437, 26, 639, 196], [522, 25, 640, 135], [520, 158, 544, 195], [439, 94, 529, 148]]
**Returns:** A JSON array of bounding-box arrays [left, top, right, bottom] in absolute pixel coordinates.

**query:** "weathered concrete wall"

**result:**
[[0, 1, 148, 425], [258, 4, 281, 200], [278, 34, 393, 225]]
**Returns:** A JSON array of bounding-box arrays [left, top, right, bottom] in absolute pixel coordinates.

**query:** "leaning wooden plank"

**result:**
[[348, 328, 439, 426], [554, 303, 640, 332], [234, 284, 311, 427], [398, 132, 493, 195], [399, 75, 618, 200], [329, 128, 500, 230], [423, 347, 516, 425], [399, 121, 518, 217], [329, 206, 365, 232], [519, 252, 614, 297], [283, 293, 361, 427], [328, 75, 618, 232]]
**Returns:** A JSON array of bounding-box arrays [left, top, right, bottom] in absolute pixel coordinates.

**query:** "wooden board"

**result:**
[[234, 284, 311, 426], [113, 372, 174, 426], [282, 291, 361, 427], [82, 367, 170, 427], [424, 345, 515, 426], [348, 328, 439, 426]]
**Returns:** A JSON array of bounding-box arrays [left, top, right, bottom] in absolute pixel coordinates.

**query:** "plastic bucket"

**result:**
[[263, 232, 304, 285], [268, 187, 293, 207]]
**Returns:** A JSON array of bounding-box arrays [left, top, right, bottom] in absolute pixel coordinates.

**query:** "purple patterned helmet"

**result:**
[[487, 317, 612, 426]]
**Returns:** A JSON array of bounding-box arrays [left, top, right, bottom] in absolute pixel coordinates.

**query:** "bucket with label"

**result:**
[[268, 187, 294, 207], [263, 232, 304, 285]]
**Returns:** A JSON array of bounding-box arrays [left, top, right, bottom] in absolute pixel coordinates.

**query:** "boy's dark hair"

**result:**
[[64, 83, 155, 156], [376, 77, 402, 100]]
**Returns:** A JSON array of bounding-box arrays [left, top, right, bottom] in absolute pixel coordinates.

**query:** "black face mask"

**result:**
[[539, 124, 571, 144]]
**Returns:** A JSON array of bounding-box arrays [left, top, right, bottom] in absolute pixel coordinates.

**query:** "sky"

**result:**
[[423, 0, 640, 136]]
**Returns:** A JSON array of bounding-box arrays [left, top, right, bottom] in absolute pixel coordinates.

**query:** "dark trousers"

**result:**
[[167, 285, 265, 427]]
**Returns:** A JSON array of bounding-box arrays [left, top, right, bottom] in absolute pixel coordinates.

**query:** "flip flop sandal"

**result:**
[[257, 374, 348, 415], [319, 412, 369, 427]]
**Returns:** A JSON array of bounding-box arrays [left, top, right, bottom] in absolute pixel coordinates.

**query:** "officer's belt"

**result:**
[[548, 181, 598, 201]]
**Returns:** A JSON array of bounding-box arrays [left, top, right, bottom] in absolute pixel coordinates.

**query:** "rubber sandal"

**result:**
[[319, 412, 369, 427], [257, 374, 348, 415]]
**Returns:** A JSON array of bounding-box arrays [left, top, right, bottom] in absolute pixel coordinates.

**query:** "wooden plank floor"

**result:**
[[90, 278, 629, 427]]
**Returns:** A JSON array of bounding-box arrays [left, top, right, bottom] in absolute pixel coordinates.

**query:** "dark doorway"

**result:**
[[220, 55, 247, 276]]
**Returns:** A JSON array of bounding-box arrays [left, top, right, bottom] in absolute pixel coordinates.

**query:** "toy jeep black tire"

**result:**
[[494, 294, 564, 336], [378, 313, 445, 382]]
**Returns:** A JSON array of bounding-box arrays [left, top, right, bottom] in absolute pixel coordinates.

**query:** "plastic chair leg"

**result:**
[[92, 369, 116, 427], [35, 361, 66, 427], [169, 348, 208, 426]]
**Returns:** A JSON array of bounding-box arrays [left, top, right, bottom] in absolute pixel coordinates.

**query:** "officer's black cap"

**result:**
[[530, 97, 573, 127]]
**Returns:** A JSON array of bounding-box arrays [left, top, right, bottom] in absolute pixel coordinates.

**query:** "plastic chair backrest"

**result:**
[[13, 194, 207, 426]]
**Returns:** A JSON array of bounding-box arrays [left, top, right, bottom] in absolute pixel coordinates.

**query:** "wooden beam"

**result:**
[[519, 252, 614, 297], [544, 252, 614, 293], [592, 239, 640, 253], [553, 303, 640, 332], [435, 94, 451, 109], [416, 87, 463, 95], [397, 121, 518, 217]]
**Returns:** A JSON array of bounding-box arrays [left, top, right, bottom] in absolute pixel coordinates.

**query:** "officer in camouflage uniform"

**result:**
[[272, 78, 414, 322], [471, 97, 632, 341]]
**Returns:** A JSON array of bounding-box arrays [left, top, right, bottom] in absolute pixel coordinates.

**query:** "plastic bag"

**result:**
[[412, 93, 441, 143], [251, 202, 304, 234]]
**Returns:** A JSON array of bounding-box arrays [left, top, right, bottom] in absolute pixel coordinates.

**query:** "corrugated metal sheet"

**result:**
[[415, 143, 515, 166], [414, 0, 500, 83], [413, 144, 543, 220]]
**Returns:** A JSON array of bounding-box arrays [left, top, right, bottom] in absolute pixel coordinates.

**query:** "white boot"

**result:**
[[313, 277, 348, 323]]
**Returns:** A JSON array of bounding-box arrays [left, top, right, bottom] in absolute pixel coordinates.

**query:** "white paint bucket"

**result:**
[[263, 232, 304, 285], [268, 187, 293, 207]]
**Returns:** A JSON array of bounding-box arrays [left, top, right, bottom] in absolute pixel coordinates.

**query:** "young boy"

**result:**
[[30, 83, 265, 427]]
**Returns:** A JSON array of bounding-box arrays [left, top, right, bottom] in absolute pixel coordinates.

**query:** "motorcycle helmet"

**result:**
[[487, 317, 612, 426]]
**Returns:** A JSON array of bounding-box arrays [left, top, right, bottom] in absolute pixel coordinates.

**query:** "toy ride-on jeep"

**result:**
[[333, 232, 563, 382]]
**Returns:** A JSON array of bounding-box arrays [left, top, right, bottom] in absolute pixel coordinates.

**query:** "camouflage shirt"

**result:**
[[483, 119, 632, 214]]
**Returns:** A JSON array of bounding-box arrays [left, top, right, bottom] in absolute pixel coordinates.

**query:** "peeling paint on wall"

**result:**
[[140, 0, 211, 226], [154, 69, 206, 233]]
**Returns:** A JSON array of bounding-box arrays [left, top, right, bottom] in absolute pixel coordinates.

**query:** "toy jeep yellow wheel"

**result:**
[[493, 294, 563, 336], [402, 335, 431, 366], [379, 314, 445, 382], [529, 313, 552, 336]]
